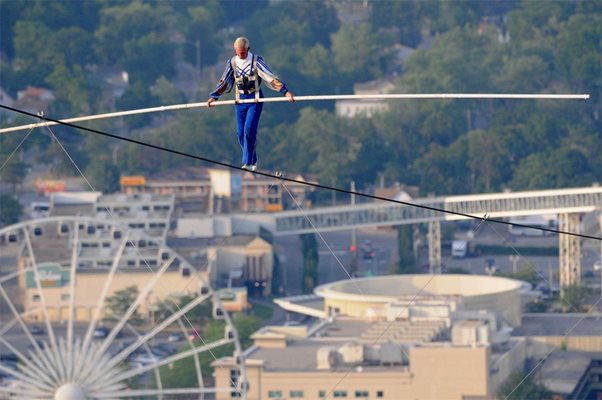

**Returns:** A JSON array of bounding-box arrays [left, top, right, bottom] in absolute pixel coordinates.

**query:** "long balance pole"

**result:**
[[0, 93, 590, 134]]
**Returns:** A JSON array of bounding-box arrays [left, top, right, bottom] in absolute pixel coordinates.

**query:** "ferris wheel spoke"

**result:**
[[66, 226, 79, 381], [0, 335, 56, 389], [0, 362, 55, 392], [0, 282, 61, 382], [0, 218, 247, 399], [22, 229, 60, 355], [93, 254, 177, 361], [75, 232, 129, 383], [92, 290, 212, 382], [0, 385, 54, 399], [93, 387, 232, 398]]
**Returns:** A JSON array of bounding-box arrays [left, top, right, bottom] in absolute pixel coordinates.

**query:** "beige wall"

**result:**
[[316, 275, 523, 327], [215, 345, 493, 400], [209, 238, 274, 295], [409, 345, 491, 399], [527, 336, 602, 359], [23, 269, 207, 322], [324, 298, 387, 319], [490, 339, 527, 393]]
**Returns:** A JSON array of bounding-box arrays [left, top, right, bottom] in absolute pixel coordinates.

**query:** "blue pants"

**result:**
[[235, 92, 264, 165]]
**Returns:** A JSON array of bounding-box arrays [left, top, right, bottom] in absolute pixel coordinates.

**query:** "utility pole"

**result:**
[[195, 39, 201, 79], [350, 181, 358, 277]]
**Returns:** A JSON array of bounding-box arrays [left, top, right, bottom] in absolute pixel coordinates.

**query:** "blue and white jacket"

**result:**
[[210, 52, 288, 99]]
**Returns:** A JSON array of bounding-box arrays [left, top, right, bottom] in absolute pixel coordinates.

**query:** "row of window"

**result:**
[[96, 205, 171, 213], [267, 390, 383, 398]]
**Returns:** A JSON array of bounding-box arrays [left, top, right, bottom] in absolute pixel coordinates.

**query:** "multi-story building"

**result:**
[[49, 191, 174, 244], [241, 172, 315, 212], [170, 235, 274, 297], [214, 274, 602, 399], [120, 166, 315, 214], [213, 274, 528, 399]]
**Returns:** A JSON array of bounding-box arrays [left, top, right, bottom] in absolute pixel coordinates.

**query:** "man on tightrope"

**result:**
[[207, 37, 294, 172]]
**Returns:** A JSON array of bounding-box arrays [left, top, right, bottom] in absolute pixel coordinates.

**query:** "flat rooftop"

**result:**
[[539, 350, 598, 394], [512, 313, 602, 337], [248, 339, 409, 373]]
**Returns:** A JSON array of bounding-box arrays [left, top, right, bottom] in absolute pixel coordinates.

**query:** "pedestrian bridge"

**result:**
[[260, 186, 602, 236]]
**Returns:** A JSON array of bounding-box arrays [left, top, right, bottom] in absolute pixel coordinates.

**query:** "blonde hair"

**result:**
[[233, 37, 250, 50]]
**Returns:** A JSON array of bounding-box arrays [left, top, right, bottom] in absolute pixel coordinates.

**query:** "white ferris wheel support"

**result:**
[[0, 92, 590, 134], [0, 217, 247, 400]]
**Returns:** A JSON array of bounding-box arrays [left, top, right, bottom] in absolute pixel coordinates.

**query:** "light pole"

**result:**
[[509, 254, 520, 275]]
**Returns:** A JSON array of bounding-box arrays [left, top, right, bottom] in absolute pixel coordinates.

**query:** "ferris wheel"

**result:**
[[0, 217, 247, 400]]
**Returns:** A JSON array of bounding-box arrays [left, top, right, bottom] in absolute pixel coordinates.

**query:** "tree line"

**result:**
[[0, 0, 599, 201]]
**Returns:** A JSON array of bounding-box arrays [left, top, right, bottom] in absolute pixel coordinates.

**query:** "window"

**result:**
[[319, 391, 326, 399], [355, 391, 369, 398], [334, 391, 347, 398], [377, 391, 384, 398], [113, 230, 122, 239], [268, 391, 282, 398], [102, 242, 111, 248], [127, 260, 136, 267], [290, 391, 304, 398], [32, 295, 40, 302], [61, 294, 70, 302], [142, 205, 150, 211]]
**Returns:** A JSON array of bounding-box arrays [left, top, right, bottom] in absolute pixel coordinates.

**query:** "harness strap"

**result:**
[[231, 55, 260, 103]]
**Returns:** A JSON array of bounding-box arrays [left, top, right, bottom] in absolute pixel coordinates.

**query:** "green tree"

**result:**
[[95, 1, 176, 84], [155, 313, 261, 388], [331, 23, 384, 81], [115, 81, 159, 129], [151, 76, 186, 106], [301, 233, 319, 294], [495, 262, 539, 286], [46, 63, 95, 115], [561, 284, 589, 312], [1, 161, 28, 192], [271, 254, 283, 296], [0, 194, 23, 227], [391, 225, 414, 274], [497, 370, 552, 400], [467, 130, 510, 192], [104, 286, 143, 325], [85, 157, 120, 194]]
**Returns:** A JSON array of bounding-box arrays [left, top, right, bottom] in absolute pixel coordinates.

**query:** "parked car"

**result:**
[[30, 326, 44, 335], [0, 354, 18, 364], [130, 353, 162, 365], [167, 332, 184, 342], [27, 340, 44, 351], [152, 343, 176, 357], [93, 326, 110, 339]]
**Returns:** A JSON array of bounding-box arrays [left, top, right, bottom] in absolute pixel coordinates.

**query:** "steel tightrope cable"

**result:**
[[1, 104, 598, 241], [43, 122, 247, 398]]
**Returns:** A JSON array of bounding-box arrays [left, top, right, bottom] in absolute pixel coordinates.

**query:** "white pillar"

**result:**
[[428, 221, 441, 274], [559, 213, 581, 291]]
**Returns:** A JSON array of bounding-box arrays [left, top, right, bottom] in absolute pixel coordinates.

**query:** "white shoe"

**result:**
[[241, 164, 248, 170], [248, 164, 257, 172]]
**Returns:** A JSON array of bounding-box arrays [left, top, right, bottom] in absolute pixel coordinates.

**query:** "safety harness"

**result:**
[[231, 55, 260, 103]]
